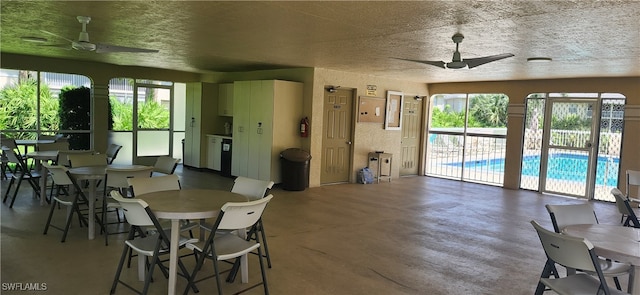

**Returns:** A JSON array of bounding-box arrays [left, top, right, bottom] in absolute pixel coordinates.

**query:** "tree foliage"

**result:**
[[0, 78, 57, 139], [468, 94, 508, 127], [59, 86, 91, 149], [110, 96, 170, 130]]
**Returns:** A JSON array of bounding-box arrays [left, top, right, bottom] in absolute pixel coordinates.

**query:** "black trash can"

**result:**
[[280, 148, 311, 191]]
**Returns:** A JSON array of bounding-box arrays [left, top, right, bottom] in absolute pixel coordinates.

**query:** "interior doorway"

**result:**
[[320, 87, 354, 184]]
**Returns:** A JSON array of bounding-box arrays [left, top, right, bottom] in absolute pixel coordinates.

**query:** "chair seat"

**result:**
[[541, 273, 628, 295], [186, 234, 260, 261], [596, 258, 632, 277], [125, 231, 197, 257]]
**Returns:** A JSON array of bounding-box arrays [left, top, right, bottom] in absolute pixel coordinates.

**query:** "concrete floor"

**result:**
[[0, 165, 629, 295]]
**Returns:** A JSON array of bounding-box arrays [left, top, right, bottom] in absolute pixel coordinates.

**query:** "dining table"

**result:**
[[14, 139, 55, 151], [139, 189, 248, 295], [563, 224, 640, 294], [68, 164, 151, 240], [26, 150, 59, 205]]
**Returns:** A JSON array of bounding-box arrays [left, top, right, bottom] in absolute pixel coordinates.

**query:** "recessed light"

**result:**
[[527, 57, 552, 63], [21, 36, 48, 43]]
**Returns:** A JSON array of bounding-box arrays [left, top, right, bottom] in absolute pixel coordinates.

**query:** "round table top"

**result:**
[[69, 165, 151, 179], [15, 139, 55, 144], [563, 224, 640, 265], [27, 150, 59, 159], [139, 189, 248, 220]]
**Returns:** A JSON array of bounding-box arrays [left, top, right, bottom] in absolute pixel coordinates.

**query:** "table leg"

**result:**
[[88, 179, 96, 240], [138, 255, 145, 281], [630, 265, 639, 295], [238, 229, 248, 283], [167, 219, 180, 295]]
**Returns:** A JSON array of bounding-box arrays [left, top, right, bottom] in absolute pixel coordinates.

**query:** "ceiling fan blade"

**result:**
[[95, 43, 159, 53], [40, 30, 74, 43], [392, 57, 446, 69], [39, 44, 72, 50], [464, 53, 514, 69]]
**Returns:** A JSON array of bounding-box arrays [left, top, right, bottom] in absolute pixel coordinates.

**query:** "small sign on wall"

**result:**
[[366, 85, 377, 96]]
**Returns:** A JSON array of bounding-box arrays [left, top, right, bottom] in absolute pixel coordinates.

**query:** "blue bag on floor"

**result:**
[[358, 167, 374, 184]]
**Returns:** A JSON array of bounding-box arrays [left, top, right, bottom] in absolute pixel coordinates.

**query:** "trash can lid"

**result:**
[[280, 148, 311, 161]]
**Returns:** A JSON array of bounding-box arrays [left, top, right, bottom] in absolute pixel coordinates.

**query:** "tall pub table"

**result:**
[[68, 165, 151, 240], [25, 150, 58, 205]]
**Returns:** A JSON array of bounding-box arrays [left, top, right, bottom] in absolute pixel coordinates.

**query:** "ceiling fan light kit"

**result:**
[[527, 57, 552, 63], [394, 33, 514, 70]]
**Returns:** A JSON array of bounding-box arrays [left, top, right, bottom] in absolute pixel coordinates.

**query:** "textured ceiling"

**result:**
[[2, 1, 639, 83]]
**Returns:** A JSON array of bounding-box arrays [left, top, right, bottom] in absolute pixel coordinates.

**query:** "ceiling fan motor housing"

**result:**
[[72, 41, 96, 51]]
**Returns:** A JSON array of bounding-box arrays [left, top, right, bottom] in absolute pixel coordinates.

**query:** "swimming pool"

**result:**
[[449, 153, 619, 186]]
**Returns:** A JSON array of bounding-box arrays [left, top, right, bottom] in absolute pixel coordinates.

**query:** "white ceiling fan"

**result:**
[[394, 33, 513, 69], [40, 16, 159, 53]]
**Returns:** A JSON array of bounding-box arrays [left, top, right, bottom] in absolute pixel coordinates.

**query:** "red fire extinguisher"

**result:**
[[300, 117, 309, 137]]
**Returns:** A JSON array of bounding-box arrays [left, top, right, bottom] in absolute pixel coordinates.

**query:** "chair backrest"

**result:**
[[3, 147, 23, 165], [127, 174, 181, 197], [105, 144, 123, 164], [545, 203, 598, 233], [153, 156, 180, 175], [231, 176, 275, 201], [110, 190, 154, 227], [217, 194, 274, 231], [105, 166, 154, 190], [627, 170, 640, 199], [68, 153, 107, 167], [57, 150, 94, 167], [611, 188, 640, 227], [37, 142, 69, 152], [1, 138, 23, 157], [54, 134, 69, 142], [43, 163, 74, 186], [3, 147, 30, 172], [530, 220, 599, 274]]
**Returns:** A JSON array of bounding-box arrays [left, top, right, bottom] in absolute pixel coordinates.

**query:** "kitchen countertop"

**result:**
[[207, 134, 232, 139]]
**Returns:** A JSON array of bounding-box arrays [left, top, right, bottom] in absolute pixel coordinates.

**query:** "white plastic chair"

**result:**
[[57, 150, 94, 167], [2, 147, 41, 208], [152, 156, 180, 176], [68, 153, 107, 167], [231, 177, 275, 268], [531, 220, 627, 295], [42, 163, 96, 242], [127, 174, 181, 197], [545, 203, 631, 290], [102, 166, 154, 245], [109, 191, 198, 295], [105, 144, 123, 164], [184, 195, 273, 295], [611, 188, 640, 228], [127, 174, 197, 237]]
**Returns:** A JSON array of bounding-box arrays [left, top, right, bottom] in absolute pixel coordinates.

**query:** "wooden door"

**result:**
[[321, 88, 353, 184], [400, 96, 423, 176]]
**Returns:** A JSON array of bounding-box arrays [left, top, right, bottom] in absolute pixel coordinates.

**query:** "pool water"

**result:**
[[450, 153, 619, 186]]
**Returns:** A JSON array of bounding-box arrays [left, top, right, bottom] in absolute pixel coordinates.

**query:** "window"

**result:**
[[426, 93, 508, 186], [0, 69, 91, 149]]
